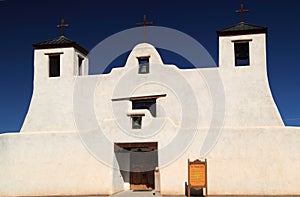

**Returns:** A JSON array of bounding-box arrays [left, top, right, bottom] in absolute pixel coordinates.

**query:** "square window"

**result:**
[[234, 42, 250, 66], [132, 116, 142, 129], [138, 57, 149, 74], [49, 55, 60, 77]]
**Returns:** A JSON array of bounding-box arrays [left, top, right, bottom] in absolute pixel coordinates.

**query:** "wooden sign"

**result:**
[[188, 159, 208, 197], [189, 162, 206, 186]]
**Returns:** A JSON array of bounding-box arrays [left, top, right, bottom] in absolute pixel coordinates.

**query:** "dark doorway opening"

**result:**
[[114, 142, 158, 191]]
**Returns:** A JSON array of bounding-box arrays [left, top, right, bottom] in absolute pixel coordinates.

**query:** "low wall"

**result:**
[[0, 132, 119, 197], [159, 127, 300, 195], [1, 127, 299, 196]]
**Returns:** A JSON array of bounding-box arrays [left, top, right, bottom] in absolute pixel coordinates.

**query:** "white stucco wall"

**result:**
[[219, 33, 283, 127], [1, 36, 299, 196], [158, 127, 300, 195], [21, 36, 283, 133], [0, 132, 120, 197], [1, 127, 299, 196], [21, 47, 88, 132], [207, 127, 300, 195]]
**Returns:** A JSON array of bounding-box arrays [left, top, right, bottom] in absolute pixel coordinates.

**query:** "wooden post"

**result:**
[[188, 159, 191, 197], [205, 159, 208, 197]]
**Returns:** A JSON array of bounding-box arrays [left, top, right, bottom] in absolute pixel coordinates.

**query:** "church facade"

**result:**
[[0, 20, 300, 197]]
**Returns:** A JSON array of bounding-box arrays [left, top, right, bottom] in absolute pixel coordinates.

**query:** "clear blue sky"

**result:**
[[0, 0, 300, 133]]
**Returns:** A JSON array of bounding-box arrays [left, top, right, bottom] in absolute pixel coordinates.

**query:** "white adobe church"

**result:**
[[0, 15, 300, 196]]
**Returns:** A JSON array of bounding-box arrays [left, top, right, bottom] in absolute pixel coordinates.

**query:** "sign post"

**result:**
[[188, 159, 208, 197]]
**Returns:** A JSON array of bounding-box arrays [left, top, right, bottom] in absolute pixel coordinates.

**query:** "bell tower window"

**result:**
[[46, 53, 63, 77], [78, 56, 84, 76], [234, 41, 250, 66], [138, 56, 150, 74]]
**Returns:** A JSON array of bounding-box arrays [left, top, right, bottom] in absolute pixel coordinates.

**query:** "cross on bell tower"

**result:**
[[57, 19, 69, 36], [235, 3, 249, 23], [136, 15, 154, 42]]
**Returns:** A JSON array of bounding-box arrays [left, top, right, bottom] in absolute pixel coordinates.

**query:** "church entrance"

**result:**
[[114, 142, 158, 191]]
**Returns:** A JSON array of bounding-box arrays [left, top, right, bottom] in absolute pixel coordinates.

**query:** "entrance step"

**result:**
[[110, 190, 161, 197]]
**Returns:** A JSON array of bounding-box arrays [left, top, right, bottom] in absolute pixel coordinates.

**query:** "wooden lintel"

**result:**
[[112, 94, 166, 102], [127, 113, 145, 117], [231, 39, 253, 43], [114, 142, 158, 151], [44, 52, 64, 56], [137, 56, 150, 60]]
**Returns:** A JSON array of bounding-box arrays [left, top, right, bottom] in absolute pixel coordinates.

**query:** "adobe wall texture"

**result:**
[[1, 42, 299, 196]]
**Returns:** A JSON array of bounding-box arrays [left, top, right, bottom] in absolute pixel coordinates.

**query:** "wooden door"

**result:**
[[130, 148, 155, 190], [130, 171, 154, 190], [114, 142, 157, 191]]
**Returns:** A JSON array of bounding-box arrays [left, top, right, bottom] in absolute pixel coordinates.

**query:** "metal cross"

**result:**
[[57, 19, 69, 36], [136, 15, 154, 42], [235, 3, 249, 22]]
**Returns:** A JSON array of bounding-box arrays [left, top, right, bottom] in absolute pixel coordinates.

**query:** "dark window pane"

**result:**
[[234, 42, 250, 66], [132, 116, 142, 129], [49, 55, 60, 77], [138, 57, 149, 74], [132, 99, 156, 117]]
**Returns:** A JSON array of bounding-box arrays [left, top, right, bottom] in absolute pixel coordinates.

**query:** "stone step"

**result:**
[[110, 190, 160, 197]]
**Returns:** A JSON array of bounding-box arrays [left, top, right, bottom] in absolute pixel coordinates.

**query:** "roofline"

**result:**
[[217, 28, 268, 36], [33, 43, 89, 56]]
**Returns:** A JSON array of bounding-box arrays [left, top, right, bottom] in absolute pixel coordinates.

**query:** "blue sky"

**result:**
[[0, 0, 300, 133]]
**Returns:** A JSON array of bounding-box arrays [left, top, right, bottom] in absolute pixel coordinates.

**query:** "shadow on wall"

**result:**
[[185, 182, 204, 197]]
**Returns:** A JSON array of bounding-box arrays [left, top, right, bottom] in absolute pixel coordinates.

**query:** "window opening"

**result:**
[[49, 55, 60, 77], [138, 57, 150, 74], [234, 42, 250, 66]]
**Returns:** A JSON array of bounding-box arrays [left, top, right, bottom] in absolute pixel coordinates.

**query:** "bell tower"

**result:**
[[216, 4, 283, 127], [217, 4, 268, 70], [21, 20, 89, 132], [33, 35, 88, 81], [32, 19, 88, 83]]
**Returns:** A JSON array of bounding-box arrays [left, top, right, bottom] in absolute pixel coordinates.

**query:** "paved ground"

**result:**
[[28, 191, 300, 197], [110, 190, 158, 197], [109, 191, 300, 197]]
